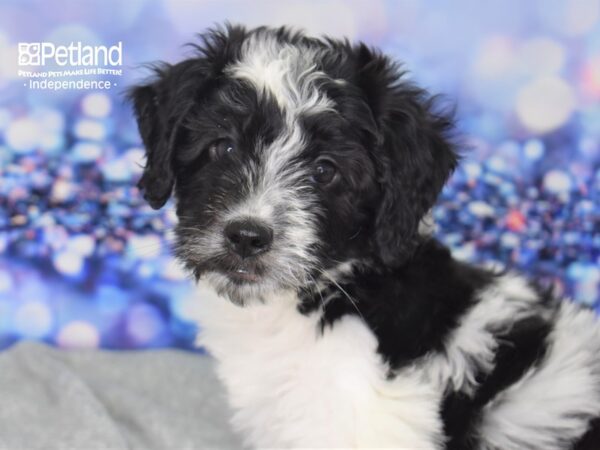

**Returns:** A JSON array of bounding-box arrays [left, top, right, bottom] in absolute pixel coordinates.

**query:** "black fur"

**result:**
[[301, 240, 493, 368], [129, 24, 600, 449], [442, 314, 553, 449], [575, 418, 600, 450], [128, 24, 457, 272]]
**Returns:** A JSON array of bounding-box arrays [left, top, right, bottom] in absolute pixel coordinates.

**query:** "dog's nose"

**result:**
[[224, 219, 273, 258]]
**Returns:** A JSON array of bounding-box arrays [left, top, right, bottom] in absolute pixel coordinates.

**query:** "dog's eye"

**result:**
[[208, 139, 235, 160], [312, 159, 337, 185]]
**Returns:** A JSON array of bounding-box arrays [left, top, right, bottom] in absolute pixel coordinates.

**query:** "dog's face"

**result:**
[[129, 25, 457, 304]]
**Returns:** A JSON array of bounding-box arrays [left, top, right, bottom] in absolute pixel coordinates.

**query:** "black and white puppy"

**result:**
[[129, 25, 600, 449]]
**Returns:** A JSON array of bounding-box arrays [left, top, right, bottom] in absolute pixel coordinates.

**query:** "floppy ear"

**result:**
[[129, 78, 172, 209], [354, 44, 459, 266], [128, 64, 196, 210], [128, 24, 248, 209]]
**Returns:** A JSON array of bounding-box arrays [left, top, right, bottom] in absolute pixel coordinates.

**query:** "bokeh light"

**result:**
[[0, 0, 598, 350], [57, 321, 100, 349], [516, 76, 575, 133]]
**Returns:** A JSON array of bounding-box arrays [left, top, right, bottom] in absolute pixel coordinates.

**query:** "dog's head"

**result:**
[[129, 25, 458, 304]]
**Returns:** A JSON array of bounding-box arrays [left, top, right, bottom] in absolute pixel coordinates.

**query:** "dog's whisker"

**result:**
[[306, 272, 326, 312], [316, 267, 365, 323]]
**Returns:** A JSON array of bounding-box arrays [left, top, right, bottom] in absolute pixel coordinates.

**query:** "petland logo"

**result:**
[[18, 41, 122, 67], [17, 41, 123, 90]]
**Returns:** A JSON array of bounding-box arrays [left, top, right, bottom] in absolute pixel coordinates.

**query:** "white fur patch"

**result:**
[[221, 124, 320, 290], [419, 273, 546, 395], [194, 280, 443, 449], [478, 300, 600, 450], [226, 32, 334, 118], [193, 272, 600, 449], [221, 33, 334, 288]]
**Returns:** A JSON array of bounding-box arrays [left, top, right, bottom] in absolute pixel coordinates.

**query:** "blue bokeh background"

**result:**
[[0, 0, 599, 350]]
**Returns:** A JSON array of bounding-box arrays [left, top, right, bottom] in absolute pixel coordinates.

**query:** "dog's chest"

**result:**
[[194, 282, 443, 449]]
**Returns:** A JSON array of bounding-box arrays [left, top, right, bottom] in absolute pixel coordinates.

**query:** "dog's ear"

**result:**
[[128, 24, 248, 209], [129, 76, 173, 209], [353, 44, 458, 267], [128, 61, 202, 209]]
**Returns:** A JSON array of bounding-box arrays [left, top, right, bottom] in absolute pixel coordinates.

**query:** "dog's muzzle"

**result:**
[[224, 219, 273, 258], [220, 218, 274, 284]]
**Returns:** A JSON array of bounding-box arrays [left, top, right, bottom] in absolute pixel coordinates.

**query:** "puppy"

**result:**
[[129, 25, 600, 449]]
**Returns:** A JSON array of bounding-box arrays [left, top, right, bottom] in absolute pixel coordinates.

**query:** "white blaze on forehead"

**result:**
[[220, 33, 332, 278], [224, 31, 334, 187], [225, 33, 334, 118], [223, 124, 309, 223]]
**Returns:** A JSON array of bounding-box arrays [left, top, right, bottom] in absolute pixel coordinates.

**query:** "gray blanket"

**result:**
[[0, 342, 242, 450]]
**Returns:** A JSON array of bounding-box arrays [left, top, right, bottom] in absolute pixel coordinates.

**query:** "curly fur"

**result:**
[[129, 24, 600, 449]]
